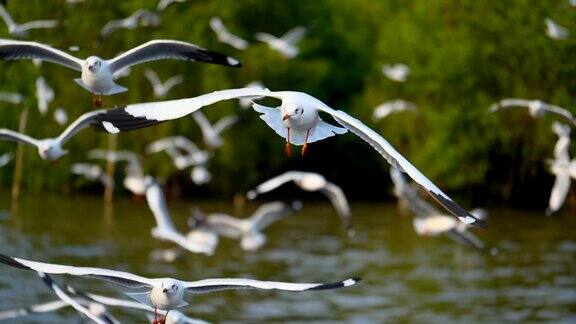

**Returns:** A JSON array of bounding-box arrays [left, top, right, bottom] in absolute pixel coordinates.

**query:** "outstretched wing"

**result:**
[[0, 252, 153, 289], [107, 39, 241, 72], [57, 110, 106, 145], [249, 201, 298, 230], [212, 114, 238, 134], [316, 104, 483, 227], [0, 40, 83, 71], [246, 171, 303, 199], [183, 277, 360, 293], [0, 129, 40, 147], [281, 26, 306, 44], [320, 182, 352, 231]]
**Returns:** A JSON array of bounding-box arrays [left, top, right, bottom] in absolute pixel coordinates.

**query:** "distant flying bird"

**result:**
[[248, 171, 352, 234], [88, 149, 150, 195], [71, 163, 115, 188], [0, 91, 23, 104], [545, 18, 569, 40], [192, 110, 239, 148], [0, 152, 12, 167], [0, 39, 241, 107], [92, 88, 484, 227], [100, 9, 160, 38], [546, 122, 576, 215], [146, 136, 211, 169], [209, 17, 249, 50], [239, 81, 266, 109], [190, 165, 211, 185], [0, 4, 57, 38], [372, 99, 417, 121], [255, 26, 306, 59], [35, 76, 54, 115], [0, 110, 104, 161], [489, 98, 576, 126], [144, 68, 183, 98], [0, 252, 359, 324], [190, 201, 302, 251], [53, 107, 68, 126], [156, 0, 188, 12], [382, 63, 410, 82]]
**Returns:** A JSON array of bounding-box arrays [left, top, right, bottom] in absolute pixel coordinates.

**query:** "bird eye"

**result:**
[[172, 284, 177, 290]]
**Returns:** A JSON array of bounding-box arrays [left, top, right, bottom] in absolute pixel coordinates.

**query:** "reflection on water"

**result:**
[[0, 192, 574, 323]]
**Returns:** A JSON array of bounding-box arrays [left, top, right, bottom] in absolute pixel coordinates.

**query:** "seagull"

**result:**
[[0, 91, 24, 104], [0, 300, 70, 321], [190, 201, 302, 251], [239, 81, 266, 109], [144, 68, 183, 98], [0, 152, 12, 167], [0, 39, 241, 107], [100, 9, 160, 38], [382, 63, 410, 82], [545, 18, 569, 40], [547, 122, 576, 215], [255, 26, 306, 59], [146, 136, 211, 169], [35, 76, 54, 115], [0, 252, 360, 323], [146, 180, 217, 255], [156, 0, 188, 12], [92, 88, 483, 227], [0, 110, 104, 161], [489, 98, 576, 126], [373, 99, 417, 121], [38, 272, 118, 324], [71, 163, 115, 188], [88, 149, 151, 195], [192, 110, 239, 149], [209, 17, 249, 50], [390, 168, 487, 251], [53, 107, 68, 126], [247, 171, 352, 234], [0, 4, 57, 38]]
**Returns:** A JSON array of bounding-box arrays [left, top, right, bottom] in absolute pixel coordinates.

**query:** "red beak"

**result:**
[[282, 114, 291, 121]]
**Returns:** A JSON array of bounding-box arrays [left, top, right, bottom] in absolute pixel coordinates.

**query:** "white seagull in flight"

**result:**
[[545, 18, 569, 40], [0, 110, 104, 161], [547, 122, 576, 215], [146, 136, 211, 169], [144, 68, 183, 98], [255, 26, 306, 59], [0, 39, 241, 107], [382, 63, 410, 82], [489, 98, 576, 126], [100, 9, 160, 38], [92, 88, 483, 227], [88, 149, 151, 195], [247, 171, 352, 235], [209, 17, 249, 50], [192, 110, 238, 149], [0, 252, 360, 323], [372, 99, 417, 121], [71, 163, 115, 188], [0, 4, 57, 38], [35, 76, 54, 115]]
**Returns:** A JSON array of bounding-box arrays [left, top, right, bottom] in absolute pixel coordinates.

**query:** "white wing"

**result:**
[[0, 252, 153, 288], [183, 277, 359, 293], [145, 181, 177, 233], [0, 4, 15, 29], [18, 20, 58, 32], [107, 39, 241, 73], [315, 104, 482, 226], [249, 201, 299, 231], [255, 32, 277, 44], [0, 152, 12, 167], [144, 68, 161, 89], [246, 171, 303, 199], [212, 114, 238, 134], [320, 182, 352, 230], [56, 110, 106, 145], [548, 173, 571, 214], [0, 40, 83, 71], [205, 214, 244, 238], [543, 104, 576, 125], [0, 300, 69, 320], [0, 129, 40, 147], [281, 26, 306, 45], [489, 98, 532, 113]]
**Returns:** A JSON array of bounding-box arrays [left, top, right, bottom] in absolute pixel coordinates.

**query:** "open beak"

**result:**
[[282, 114, 291, 121]]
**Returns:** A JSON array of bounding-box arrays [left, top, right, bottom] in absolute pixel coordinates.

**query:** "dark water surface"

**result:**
[[0, 192, 574, 323]]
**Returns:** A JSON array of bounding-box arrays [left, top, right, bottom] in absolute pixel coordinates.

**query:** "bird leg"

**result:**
[[301, 130, 310, 156], [92, 94, 103, 108], [152, 307, 158, 324], [285, 128, 292, 157]]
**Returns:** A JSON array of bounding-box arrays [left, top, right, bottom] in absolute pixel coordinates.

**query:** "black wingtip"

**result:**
[[91, 106, 162, 133], [0, 252, 32, 271], [308, 277, 362, 291], [428, 190, 486, 228]]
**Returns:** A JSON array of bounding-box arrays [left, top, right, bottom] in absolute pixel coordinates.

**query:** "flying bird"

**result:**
[[0, 4, 57, 38], [547, 122, 576, 215], [92, 88, 484, 227], [0, 91, 24, 104], [53, 107, 68, 126], [247, 171, 352, 235], [156, 0, 188, 12], [144, 68, 183, 98], [0, 152, 12, 167], [35, 76, 54, 115], [146, 136, 211, 169], [190, 201, 302, 251], [100, 9, 160, 38], [489, 98, 576, 126], [372, 99, 417, 121], [382, 63, 410, 82], [0, 110, 104, 161], [71, 163, 115, 188], [209, 17, 249, 50], [192, 110, 238, 148], [88, 149, 150, 195], [255, 26, 306, 59], [0, 252, 360, 323], [0, 39, 241, 107], [545, 18, 569, 40]]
